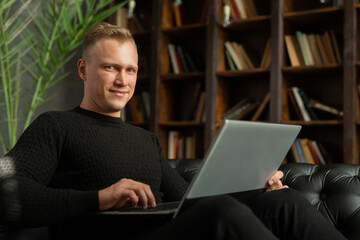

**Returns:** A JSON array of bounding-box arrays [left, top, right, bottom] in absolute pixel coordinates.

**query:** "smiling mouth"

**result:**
[[109, 89, 128, 97]]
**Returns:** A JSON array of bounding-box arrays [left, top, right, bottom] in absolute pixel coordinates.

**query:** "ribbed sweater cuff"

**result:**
[[69, 190, 99, 216]]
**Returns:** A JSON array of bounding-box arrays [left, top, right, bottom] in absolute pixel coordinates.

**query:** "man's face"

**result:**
[[78, 38, 138, 117]]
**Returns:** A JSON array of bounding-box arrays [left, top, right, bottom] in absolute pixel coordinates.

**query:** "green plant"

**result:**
[[0, 0, 127, 154]]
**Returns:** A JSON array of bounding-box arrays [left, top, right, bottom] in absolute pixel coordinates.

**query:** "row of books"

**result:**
[[168, 131, 196, 159], [224, 39, 271, 70], [121, 92, 150, 123], [221, 92, 270, 121], [116, 7, 151, 32], [285, 30, 341, 67], [290, 138, 331, 165], [168, 44, 203, 74], [288, 87, 343, 121], [223, 0, 258, 20]]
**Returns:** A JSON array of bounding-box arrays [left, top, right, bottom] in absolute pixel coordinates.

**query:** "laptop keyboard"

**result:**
[[117, 201, 180, 212]]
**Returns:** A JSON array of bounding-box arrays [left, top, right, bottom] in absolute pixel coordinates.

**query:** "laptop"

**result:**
[[99, 120, 301, 219]]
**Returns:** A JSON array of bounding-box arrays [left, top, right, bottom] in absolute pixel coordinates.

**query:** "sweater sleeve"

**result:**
[[0, 113, 98, 227], [151, 135, 189, 202]]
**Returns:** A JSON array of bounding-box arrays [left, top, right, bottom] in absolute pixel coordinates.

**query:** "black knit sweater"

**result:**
[[0, 107, 188, 227]]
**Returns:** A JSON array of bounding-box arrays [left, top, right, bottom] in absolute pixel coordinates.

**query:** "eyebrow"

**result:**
[[101, 62, 138, 70]]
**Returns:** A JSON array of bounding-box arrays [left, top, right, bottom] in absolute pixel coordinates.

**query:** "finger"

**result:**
[[268, 171, 284, 185], [122, 189, 139, 208], [127, 181, 156, 209], [143, 185, 156, 208]]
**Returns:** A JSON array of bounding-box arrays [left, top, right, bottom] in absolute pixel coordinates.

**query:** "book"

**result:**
[[243, 0, 258, 17], [321, 33, 336, 64], [294, 138, 307, 163], [174, 50, 184, 73], [176, 45, 190, 73], [312, 141, 327, 165], [232, 101, 260, 120], [301, 32, 315, 65], [307, 34, 322, 66], [292, 35, 305, 66], [168, 43, 179, 74], [224, 41, 243, 70], [172, 3, 182, 27], [231, 42, 249, 69], [300, 138, 316, 164], [287, 87, 303, 120], [221, 98, 250, 119], [195, 92, 206, 122], [315, 34, 330, 65], [285, 35, 300, 67], [329, 30, 342, 64], [225, 0, 241, 19], [251, 92, 270, 121], [296, 31, 310, 66], [225, 48, 236, 70], [308, 99, 344, 117], [234, 0, 247, 19], [292, 87, 311, 121], [260, 38, 271, 69], [298, 89, 319, 120], [116, 7, 128, 27], [307, 139, 321, 165], [168, 131, 179, 159]]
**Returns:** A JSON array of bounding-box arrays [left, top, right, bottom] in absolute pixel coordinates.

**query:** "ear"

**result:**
[[77, 59, 87, 81]]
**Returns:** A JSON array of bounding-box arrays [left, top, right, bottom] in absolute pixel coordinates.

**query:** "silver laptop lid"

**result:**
[[185, 120, 301, 199]]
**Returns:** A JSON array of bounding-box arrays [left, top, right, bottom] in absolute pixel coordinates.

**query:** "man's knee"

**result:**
[[198, 195, 253, 220]]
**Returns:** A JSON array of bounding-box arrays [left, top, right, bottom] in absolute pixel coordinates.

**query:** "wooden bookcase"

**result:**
[[110, 0, 359, 164]]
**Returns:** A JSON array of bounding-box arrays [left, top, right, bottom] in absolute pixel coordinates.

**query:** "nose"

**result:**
[[114, 69, 127, 86]]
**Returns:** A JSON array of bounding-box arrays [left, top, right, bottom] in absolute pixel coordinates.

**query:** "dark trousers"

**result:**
[[147, 189, 346, 240], [50, 188, 346, 240]]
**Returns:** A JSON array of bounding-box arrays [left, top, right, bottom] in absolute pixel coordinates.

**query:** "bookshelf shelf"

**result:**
[[159, 121, 204, 127], [220, 15, 271, 31], [284, 7, 343, 23], [161, 23, 206, 37], [216, 69, 269, 78], [282, 120, 343, 126], [161, 72, 205, 81], [282, 65, 342, 74]]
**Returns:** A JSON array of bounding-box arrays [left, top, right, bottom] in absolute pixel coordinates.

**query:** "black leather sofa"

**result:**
[[2, 159, 360, 239], [169, 158, 360, 240]]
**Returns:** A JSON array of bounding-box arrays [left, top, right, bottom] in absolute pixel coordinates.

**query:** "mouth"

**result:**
[[109, 89, 128, 97]]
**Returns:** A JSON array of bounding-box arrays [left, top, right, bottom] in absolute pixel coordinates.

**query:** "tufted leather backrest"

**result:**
[[279, 163, 360, 240]]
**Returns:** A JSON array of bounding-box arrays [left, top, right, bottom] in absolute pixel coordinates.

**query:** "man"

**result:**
[[0, 22, 346, 239]]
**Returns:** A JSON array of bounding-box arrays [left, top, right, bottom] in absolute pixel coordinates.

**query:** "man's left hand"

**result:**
[[266, 170, 289, 192]]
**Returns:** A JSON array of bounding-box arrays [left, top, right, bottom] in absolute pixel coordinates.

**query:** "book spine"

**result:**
[[168, 43, 180, 74], [292, 87, 311, 121], [294, 138, 307, 163]]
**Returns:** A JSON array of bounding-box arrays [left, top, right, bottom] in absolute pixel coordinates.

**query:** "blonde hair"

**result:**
[[82, 22, 136, 61]]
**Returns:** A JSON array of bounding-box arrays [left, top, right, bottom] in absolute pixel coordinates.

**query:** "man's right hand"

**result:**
[[98, 178, 156, 211]]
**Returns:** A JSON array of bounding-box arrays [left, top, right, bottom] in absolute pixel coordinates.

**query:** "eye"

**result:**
[[127, 68, 136, 73], [104, 66, 114, 70]]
